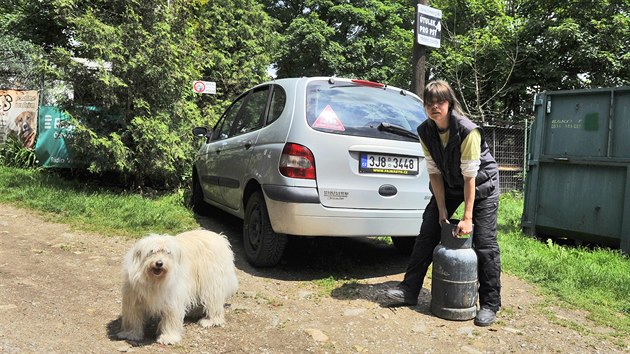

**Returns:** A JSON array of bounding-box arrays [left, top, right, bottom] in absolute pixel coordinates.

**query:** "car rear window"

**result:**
[[306, 80, 427, 141]]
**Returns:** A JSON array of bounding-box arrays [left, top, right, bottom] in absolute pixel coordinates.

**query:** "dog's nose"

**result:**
[[155, 260, 163, 268]]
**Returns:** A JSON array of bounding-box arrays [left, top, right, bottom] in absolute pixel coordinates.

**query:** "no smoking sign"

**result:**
[[193, 80, 216, 94]]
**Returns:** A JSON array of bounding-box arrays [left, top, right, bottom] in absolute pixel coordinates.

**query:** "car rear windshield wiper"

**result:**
[[328, 84, 363, 89], [378, 122, 420, 141]]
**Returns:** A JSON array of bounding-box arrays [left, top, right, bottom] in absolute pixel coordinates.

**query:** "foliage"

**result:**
[[263, 0, 415, 89], [196, 0, 280, 103], [37, 0, 195, 187], [265, 0, 630, 122], [428, 0, 630, 122], [0, 34, 44, 90], [428, 0, 522, 121], [37, 0, 279, 188], [4, 0, 630, 189], [0, 0, 69, 52], [514, 0, 630, 90], [0, 135, 39, 169]]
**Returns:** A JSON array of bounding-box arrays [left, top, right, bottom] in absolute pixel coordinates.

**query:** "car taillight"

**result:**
[[279, 143, 316, 179]]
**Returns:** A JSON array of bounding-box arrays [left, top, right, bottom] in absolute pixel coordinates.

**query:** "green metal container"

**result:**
[[522, 86, 630, 253]]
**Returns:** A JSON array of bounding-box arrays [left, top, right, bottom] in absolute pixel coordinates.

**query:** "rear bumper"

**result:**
[[262, 184, 320, 203], [264, 192, 423, 237]]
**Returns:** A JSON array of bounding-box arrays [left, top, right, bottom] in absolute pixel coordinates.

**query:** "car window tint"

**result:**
[[306, 80, 427, 141], [213, 95, 246, 141], [267, 85, 286, 124], [230, 86, 269, 137]]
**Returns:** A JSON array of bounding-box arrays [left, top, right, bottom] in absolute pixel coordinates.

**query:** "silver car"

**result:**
[[192, 77, 431, 266]]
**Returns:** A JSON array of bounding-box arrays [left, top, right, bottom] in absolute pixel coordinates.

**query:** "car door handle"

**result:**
[[244, 141, 253, 150], [215, 148, 222, 154]]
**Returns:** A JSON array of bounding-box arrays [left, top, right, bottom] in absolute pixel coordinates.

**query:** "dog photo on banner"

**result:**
[[0, 90, 39, 149]]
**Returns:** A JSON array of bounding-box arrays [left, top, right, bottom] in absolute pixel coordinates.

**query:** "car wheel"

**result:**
[[391, 236, 416, 256], [243, 191, 288, 267], [191, 171, 211, 216]]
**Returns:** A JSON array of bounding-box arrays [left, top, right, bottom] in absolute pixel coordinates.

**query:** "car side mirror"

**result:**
[[192, 127, 208, 137], [192, 126, 213, 143]]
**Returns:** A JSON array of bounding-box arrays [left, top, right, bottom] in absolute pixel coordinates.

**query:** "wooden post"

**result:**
[[413, 0, 428, 97]]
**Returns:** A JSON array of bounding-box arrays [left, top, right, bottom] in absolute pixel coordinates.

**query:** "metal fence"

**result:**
[[478, 119, 530, 194]]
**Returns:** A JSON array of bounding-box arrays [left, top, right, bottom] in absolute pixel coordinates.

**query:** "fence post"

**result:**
[[523, 118, 528, 192]]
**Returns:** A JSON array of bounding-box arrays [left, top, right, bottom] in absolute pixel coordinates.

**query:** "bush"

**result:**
[[0, 136, 39, 169]]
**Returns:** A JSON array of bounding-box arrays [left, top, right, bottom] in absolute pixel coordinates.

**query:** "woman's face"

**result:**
[[424, 98, 450, 123]]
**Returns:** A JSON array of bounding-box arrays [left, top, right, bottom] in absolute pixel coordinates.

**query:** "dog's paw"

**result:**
[[198, 317, 225, 328], [156, 332, 182, 345], [117, 330, 144, 342]]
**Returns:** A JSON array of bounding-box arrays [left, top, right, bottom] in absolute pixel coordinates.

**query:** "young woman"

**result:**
[[386, 80, 501, 327]]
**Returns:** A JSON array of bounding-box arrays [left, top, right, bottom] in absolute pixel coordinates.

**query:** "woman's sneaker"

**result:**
[[384, 288, 418, 306], [474, 307, 497, 326]]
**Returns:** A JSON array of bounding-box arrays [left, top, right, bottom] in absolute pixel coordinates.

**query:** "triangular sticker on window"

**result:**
[[312, 105, 345, 131]]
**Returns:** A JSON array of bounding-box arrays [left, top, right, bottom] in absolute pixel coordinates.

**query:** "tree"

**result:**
[[0, 0, 66, 91], [0, 0, 69, 52], [263, 0, 415, 89], [0, 35, 43, 90], [266, 0, 630, 123], [514, 0, 630, 90], [5, 0, 630, 187], [39, 0, 278, 188], [427, 0, 522, 122], [428, 0, 630, 122], [194, 0, 280, 119]]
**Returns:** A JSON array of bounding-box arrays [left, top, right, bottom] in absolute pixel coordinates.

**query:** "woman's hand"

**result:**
[[438, 211, 449, 226], [456, 218, 473, 236]]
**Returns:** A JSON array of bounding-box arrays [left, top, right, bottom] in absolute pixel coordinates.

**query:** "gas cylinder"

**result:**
[[430, 219, 478, 320]]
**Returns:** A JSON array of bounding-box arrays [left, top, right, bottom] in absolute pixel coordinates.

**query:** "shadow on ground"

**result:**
[[194, 207, 410, 282], [106, 316, 160, 347], [330, 280, 434, 317], [106, 311, 220, 347]]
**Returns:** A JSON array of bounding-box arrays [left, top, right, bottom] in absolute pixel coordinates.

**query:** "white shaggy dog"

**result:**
[[116, 230, 239, 345]]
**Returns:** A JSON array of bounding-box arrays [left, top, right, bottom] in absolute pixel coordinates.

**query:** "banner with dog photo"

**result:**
[[0, 90, 39, 149]]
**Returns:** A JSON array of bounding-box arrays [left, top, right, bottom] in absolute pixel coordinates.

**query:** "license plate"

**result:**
[[359, 153, 419, 175]]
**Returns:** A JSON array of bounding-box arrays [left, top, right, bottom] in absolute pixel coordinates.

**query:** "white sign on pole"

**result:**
[[417, 4, 442, 48], [193, 80, 217, 94]]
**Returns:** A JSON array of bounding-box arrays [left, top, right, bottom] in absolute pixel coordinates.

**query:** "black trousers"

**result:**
[[399, 191, 502, 311]]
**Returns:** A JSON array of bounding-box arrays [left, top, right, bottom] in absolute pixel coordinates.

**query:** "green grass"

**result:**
[[313, 276, 343, 295], [313, 275, 361, 298], [0, 166, 197, 237], [1, 166, 629, 343], [497, 192, 630, 341]]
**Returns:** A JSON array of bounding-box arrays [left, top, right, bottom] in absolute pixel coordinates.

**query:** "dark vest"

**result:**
[[417, 111, 499, 200]]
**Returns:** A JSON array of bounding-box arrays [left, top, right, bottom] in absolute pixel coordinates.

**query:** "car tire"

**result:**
[[191, 171, 211, 216], [391, 236, 416, 256], [243, 191, 288, 267]]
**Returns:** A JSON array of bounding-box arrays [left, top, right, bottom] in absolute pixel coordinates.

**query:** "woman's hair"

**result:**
[[423, 80, 465, 116]]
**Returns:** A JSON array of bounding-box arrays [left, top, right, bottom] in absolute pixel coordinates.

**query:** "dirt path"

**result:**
[[0, 203, 626, 353]]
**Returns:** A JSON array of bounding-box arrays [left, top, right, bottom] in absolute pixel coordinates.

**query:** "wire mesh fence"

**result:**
[[478, 119, 530, 194]]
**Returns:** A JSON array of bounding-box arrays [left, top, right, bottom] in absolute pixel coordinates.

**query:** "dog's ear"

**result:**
[[133, 248, 143, 263], [125, 240, 146, 276], [164, 236, 182, 263]]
